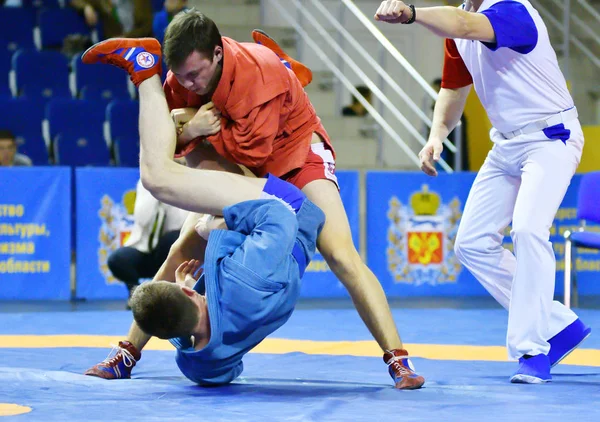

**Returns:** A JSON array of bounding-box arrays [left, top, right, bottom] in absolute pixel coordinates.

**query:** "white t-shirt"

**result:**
[[451, 0, 574, 133]]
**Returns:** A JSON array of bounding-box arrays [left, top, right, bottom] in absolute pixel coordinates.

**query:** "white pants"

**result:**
[[455, 119, 584, 360]]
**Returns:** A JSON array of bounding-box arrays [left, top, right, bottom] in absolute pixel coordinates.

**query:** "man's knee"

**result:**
[[510, 225, 549, 244], [453, 230, 502, 265], [319, 239, 362, 275], [107, 247, 142, 281], [453, 231, 471, 264], [107, 247, 131, 273]]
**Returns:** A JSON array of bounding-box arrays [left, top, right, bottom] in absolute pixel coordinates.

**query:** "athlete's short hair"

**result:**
[[130, 281, 200, 339], [163, 9, 223, 69]]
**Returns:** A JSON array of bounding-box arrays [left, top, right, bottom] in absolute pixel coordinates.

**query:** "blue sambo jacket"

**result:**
[[170, 198, 325, 385]]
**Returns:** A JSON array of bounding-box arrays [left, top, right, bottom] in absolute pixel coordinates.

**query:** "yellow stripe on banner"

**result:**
[[1, 335, 599, 367]]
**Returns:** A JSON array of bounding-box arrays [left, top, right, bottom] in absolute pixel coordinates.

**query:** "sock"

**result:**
[[260, 174, 306, 214]]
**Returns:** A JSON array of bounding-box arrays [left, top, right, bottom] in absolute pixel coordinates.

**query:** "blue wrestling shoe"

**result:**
[[548, 318, 591, 367], [84, 341, 141, 379], [510, 354, 551, 384]]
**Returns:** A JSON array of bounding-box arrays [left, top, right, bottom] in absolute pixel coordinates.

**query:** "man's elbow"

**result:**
[[140, 163, 169, 202], [460, 12, 495, 42], [456, 12, 474, 39]]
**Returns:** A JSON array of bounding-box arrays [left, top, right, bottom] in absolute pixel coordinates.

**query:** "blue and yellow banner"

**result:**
[[365, 172, 600, 297], [0, 167, 71, 300], [75, 168, 139, 300], [2, 167, 597, 301]]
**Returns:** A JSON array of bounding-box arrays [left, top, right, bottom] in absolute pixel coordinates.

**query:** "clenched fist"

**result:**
[[374, 0, 415, 24]]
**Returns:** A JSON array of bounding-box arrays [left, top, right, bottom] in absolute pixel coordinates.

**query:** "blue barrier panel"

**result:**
[[76, 167, 139, 300], [366, 171, 485, 297], [299, 170, 359, 298], [74, 169, 358, 300], [366, 172, 600, 297], [0, 167, 71, 299]]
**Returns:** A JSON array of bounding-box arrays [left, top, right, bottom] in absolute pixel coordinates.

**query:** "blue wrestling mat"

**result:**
[[1, 305, 599, 421]]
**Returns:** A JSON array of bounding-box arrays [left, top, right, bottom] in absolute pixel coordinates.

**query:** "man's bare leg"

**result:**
[[303, 179, 424, 389], [302, 180, 402, 349]]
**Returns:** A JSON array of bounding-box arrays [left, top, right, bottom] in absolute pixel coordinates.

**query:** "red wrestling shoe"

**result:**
[[84, 341, 141, 379], [81, 38, 162, 86], [383, 349, 425, 390], [252, 29, 312, 87]]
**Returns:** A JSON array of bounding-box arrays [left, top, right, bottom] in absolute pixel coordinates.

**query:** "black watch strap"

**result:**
[[402, 4, 416, 25]]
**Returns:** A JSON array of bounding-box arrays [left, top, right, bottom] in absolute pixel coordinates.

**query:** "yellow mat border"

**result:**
[[1, 335, 599, 367]]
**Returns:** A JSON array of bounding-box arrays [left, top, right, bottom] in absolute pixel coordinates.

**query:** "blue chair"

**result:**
[[23, 0, 63, 8], [21, 83, 71, 102], [0, 8, 36, 52], [53, 131, 110, 167], [151, 0, 164, 12], [105, 99, 139, 145], [11, 49, 70, 100], [563, 171, 600, 308], [72, 54, 130, 100], [0, 97, 48, 164], [0, 49, 13, 98], [37, 8, 90, 50], [16, 135, 50, 165], [79, 85, 121, 108], [113, 137, 139, 167], [44, 98, 106, 148]]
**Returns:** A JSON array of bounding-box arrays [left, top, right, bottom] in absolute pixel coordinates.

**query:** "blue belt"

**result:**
[[291, 242, 308, 278]]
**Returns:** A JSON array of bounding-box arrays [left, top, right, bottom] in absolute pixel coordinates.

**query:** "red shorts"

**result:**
[[281, 142, 339, 190]]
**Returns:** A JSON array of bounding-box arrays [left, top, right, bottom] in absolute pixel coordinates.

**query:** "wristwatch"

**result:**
[[402, 4, 416, 24]]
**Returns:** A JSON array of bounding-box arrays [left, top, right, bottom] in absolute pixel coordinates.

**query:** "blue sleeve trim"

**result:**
[[480, 1, 538, 54]]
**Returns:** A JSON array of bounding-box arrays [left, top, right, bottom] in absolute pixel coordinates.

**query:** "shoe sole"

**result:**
[[252, 29, 299, 64], [252, 29, 285, 56], [397, 380, 425, 390], [252, 29, 270, 39], [82, 38, 128, 64], [252, 29, 312, 87], [84, 370, 129, 380], [551, 329, 591, 368], [510, 374, 551, 384], [82, 37, 160, 64]]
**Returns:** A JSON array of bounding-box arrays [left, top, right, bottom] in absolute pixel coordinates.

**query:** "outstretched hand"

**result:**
[[418, 140, 444, 177], [175, 259, 202, 288], [374, 0, 414, 24]]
